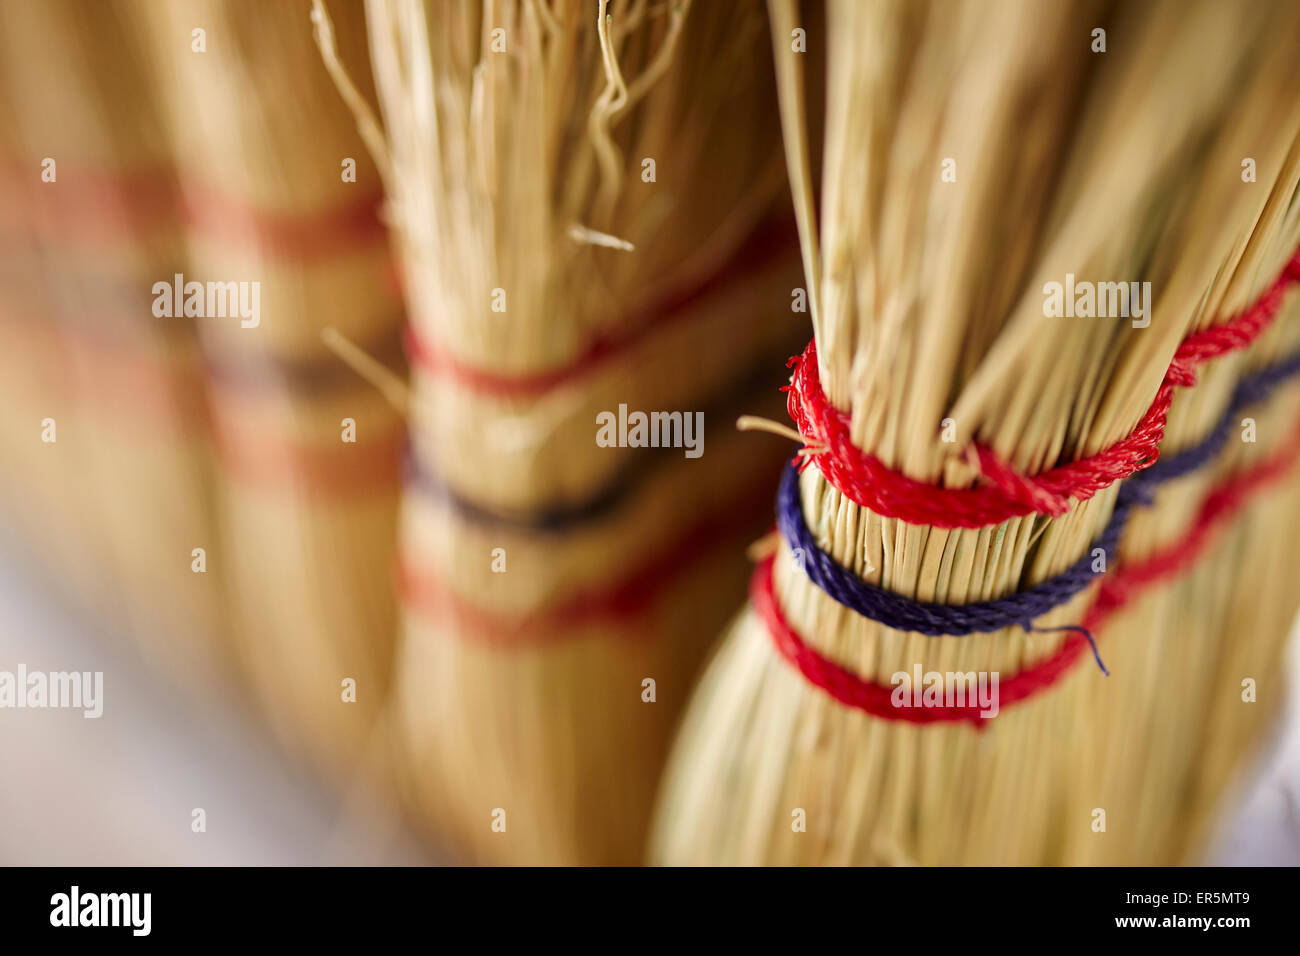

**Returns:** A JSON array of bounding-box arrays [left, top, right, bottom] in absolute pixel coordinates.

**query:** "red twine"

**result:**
[[785, 246, 1300, 528], [1, 159, 389, 263], [399, 481, 774, 646], [402, 219, 799, 400], [210, 410, 405, 499]]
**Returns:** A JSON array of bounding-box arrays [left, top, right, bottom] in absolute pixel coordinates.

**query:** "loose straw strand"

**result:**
[[311, 0, 395, 195], [321, 327, 410, 417], [736, 413, 827, 456]]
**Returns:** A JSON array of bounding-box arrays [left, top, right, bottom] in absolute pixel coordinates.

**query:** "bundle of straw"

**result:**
[[329, 0, 805, 862], [0, 0, 227, 675], [129, 0, 404, 772], [651, 0, 1300, 865]]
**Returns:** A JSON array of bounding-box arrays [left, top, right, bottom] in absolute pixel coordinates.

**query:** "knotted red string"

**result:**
[[785, 246, 1300, 528]]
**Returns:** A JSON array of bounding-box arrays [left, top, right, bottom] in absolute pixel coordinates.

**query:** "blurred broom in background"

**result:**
[[0, 0, 228, 679], [651, 0, 1300, 865], [314, 0, 807, 862], [128, 0, 405, 776]]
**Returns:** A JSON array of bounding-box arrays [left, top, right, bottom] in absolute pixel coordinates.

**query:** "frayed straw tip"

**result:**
[[737, 415, 827, 456], [736, 415, 801, 442], [746, 531, 781, 562], [320, 327, 343, 349], [568, 224, 635, 252]]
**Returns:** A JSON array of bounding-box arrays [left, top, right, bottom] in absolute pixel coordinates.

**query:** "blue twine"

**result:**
[[402, 355, 785, 533]]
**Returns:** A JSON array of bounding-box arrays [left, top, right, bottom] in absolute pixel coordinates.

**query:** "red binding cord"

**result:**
[[399, 481, 775, 646], [785, 246, 1300, 528], [402, 219, 799, 400], [2, 160, 388, 262], [210, 412, 405, 499]]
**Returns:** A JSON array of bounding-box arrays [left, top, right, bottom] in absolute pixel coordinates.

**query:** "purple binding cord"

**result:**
[[776, 345, 1300, 674], [776, 460, 1123, 672]]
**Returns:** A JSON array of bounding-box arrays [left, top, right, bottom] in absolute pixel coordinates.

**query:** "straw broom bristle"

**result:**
[[365, 0, 787, 374], [650, 0, 1300, 865]]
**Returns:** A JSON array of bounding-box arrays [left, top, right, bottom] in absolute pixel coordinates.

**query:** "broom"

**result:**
[[651, 0, 1300, 865], [128, 0, 406, 774], [0, 0, 227, 677], [320, 0, 805, 862]]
